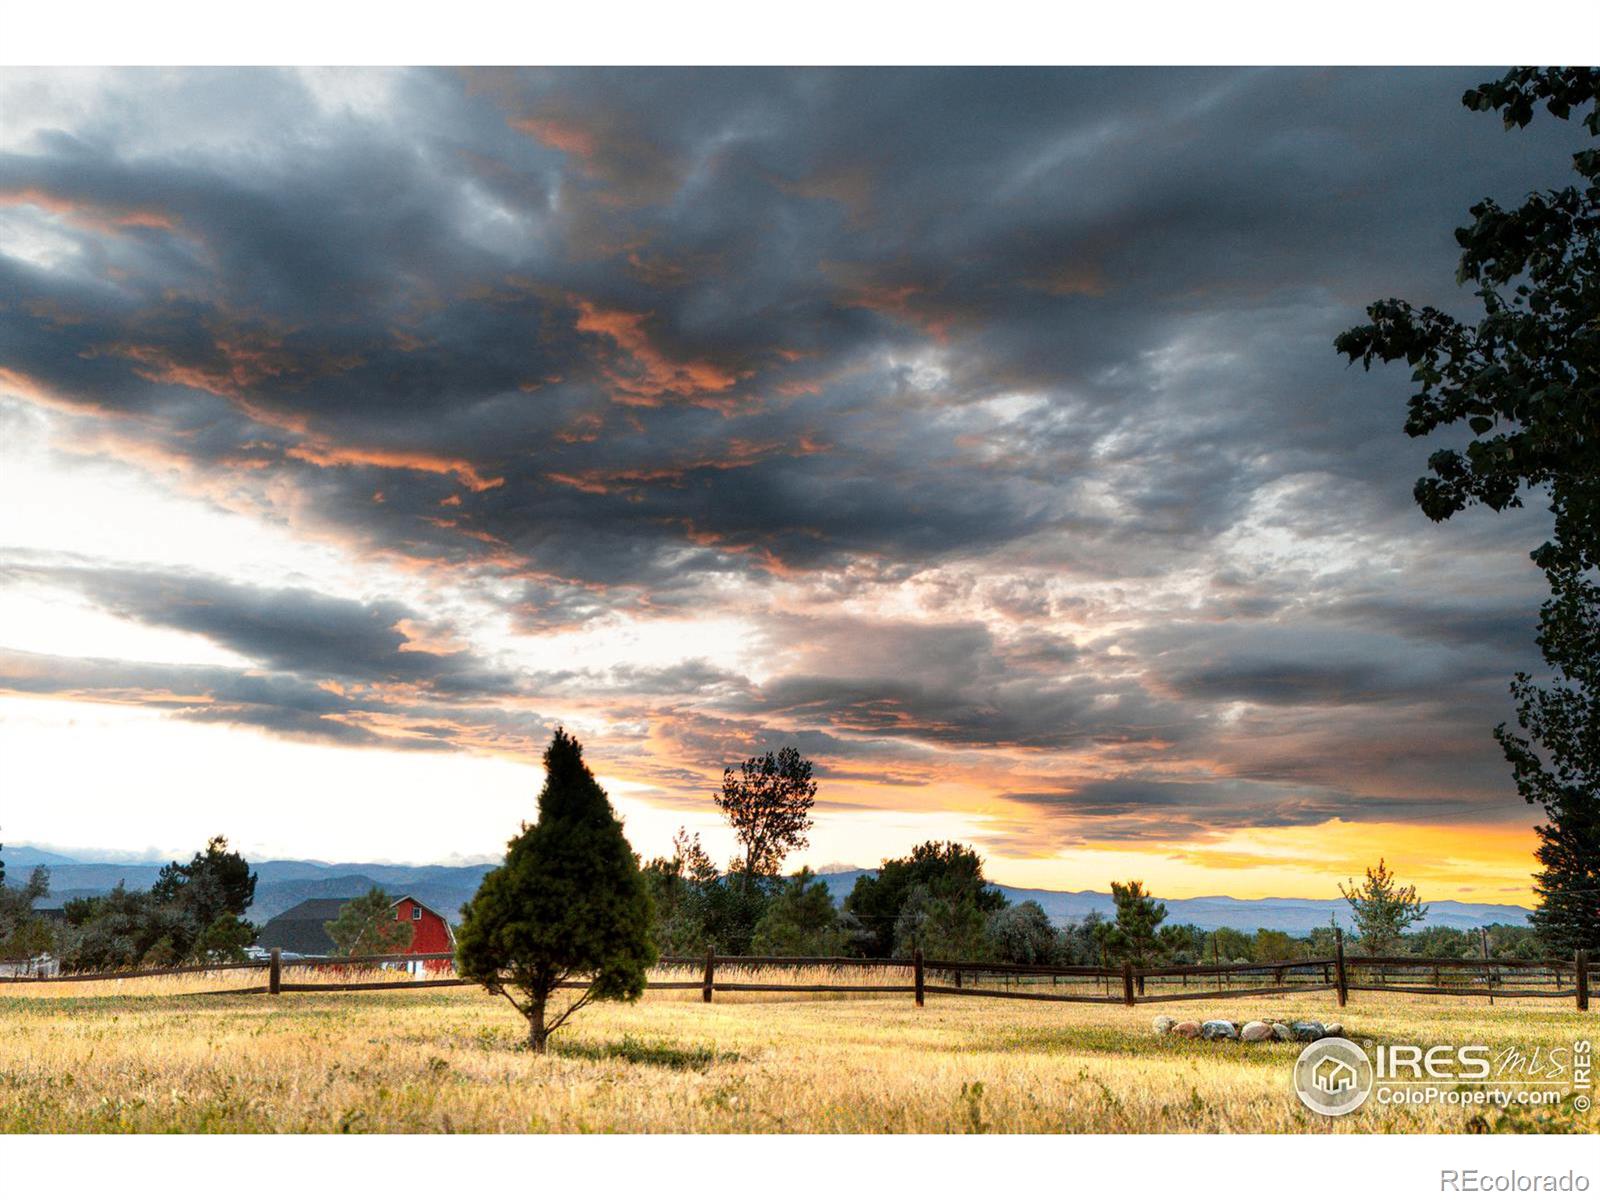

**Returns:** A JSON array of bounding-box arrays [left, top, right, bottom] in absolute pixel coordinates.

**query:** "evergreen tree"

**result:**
[[455, 729, 656, 1052], [891, 884, 991, 960], [1498, 566, 1600, 954], [1100, 881, 1185, 969], [750, 868, 848, 956], [150, 835, 258, 962], [1339, 859, 1429, 954]]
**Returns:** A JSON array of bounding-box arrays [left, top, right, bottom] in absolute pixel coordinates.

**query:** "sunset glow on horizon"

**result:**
[[1, 67, 1577, 904]]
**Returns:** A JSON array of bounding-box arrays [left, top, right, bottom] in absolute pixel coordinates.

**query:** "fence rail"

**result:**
[[5, 938, 1592, 1012]]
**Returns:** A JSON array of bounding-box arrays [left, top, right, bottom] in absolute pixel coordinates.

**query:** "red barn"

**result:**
[[389, 895, 455, 972]]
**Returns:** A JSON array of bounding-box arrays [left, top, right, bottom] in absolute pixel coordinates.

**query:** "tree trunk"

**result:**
[[528, 993, 548, 1053]]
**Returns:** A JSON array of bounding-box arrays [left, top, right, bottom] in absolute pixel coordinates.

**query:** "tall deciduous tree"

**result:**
[[1339, 859, 1429, 954], [1336, 68, 1600, 950], [325, 887, 413, 958], [715, 747, 817, 890], [455, 729, 655, 1052]]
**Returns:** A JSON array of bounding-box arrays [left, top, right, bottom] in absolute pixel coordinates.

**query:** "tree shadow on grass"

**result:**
[[554, 1033, 740, 1070]]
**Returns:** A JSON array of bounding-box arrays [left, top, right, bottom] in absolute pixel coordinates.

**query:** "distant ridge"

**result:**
[[5, 846, 1532, 934]]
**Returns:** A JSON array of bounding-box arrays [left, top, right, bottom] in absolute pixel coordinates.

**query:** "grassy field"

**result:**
[[1, 973, 1593, 1133]]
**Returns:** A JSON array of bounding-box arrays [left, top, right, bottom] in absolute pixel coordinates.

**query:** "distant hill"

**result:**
[[5, 846, 1532, 934], [813, 871, 1531, 935], [6, 847, 495, 923]]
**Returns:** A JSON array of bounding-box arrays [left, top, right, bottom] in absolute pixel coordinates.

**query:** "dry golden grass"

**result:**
[[1, 973, 1593, 1133]]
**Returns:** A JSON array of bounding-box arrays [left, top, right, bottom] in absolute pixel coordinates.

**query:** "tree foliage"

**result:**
[[1337, 68, 1600, 952], [455, 729, 655, 1052], [845, 841, 1007, 958], [0, 856, 52, 962], [325, 887, 414, 958], [56, 836, 256, 970], [1099, 881, 1187, 969], [891, 883, 992, 959], [750, 868, 852, 956], [1497, 566, 1600, 954], [1339, 859, 1429, 954], [715, 747, 817, 888], [1335, 68, 1599, 574], [985, 900, 1059, 965]]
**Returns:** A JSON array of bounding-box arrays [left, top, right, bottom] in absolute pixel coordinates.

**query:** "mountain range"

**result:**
[[3, 846, 1532, 935]]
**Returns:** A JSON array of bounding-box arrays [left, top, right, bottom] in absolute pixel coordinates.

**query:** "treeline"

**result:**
[[0, 837, 258, 971], [637, 782, 1571, 966]]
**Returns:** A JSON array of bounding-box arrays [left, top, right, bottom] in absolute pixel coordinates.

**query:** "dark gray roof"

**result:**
[[255, 897, 357, 956], [272, 897, 357, 921]]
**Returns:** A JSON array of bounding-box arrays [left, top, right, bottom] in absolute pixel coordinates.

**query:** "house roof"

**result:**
[[273, 897, 357, 921], [255, 897, 358, 956]]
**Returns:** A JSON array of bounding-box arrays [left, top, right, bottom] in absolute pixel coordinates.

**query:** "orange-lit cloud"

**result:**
[[285, 443, 505, 493], [574, 298, 743, 409]]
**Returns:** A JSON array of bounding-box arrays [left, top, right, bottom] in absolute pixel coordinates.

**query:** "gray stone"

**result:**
[[1172, 1020, 1202, 1038], [1289, 1020, 1326, 1042], [1323, 1021, 1344, 1038], [1240, 1020, 1273, 1042], [1271, 1023, 1292, 1042], [1201, 1019, 1238, 1041], [1152, 1016, 1176, 1035]]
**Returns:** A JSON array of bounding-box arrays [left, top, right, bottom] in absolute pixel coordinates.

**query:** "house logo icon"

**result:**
[[1293, 1038, 1373, 1116]]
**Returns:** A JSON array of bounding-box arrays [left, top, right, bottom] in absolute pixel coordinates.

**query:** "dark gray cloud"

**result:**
[[2, 561, 514, 694], [0, 66, 1578, 843]]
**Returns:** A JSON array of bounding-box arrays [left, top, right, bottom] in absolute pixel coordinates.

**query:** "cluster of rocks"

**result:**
[[1151, 1016, 1343, 1043]]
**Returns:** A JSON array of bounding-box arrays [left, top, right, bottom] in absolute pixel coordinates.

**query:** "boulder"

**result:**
[[1323, 1021, 1344, 1038], [1200, 1019, 1238, 1041], [1240, 1020, 1274, 1042], [1289, 1020, 1326, 1042], [1271, 1023, 1293, 1042], [1172, 1020, 1202, 1039], [1152, 1016, 1177, 1035]]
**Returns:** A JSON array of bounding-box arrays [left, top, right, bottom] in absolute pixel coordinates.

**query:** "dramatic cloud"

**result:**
[[0, 67, 1575, 892]]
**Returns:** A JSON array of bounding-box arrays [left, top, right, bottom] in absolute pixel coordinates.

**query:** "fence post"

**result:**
[[1121, 961, 1135, 1006], [913, 948, 925, 1007], [268, 947, 281, 995], [701, 945, 715, 1003], [1481, 928, 1494, 1005], [1577, 951, 1590, 1013], [1333, 930, 1348, 1008]]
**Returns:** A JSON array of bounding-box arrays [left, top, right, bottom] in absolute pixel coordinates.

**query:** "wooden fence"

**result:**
[[3, 932, 1593, 1011]]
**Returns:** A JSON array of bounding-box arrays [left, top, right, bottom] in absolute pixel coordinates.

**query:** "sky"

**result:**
[[0, 67, 1580, 902]]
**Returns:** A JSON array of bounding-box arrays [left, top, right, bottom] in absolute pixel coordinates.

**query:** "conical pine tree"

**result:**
[[456, 729, 656, 1051]]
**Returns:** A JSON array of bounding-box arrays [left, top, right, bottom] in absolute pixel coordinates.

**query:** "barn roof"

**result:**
[[392, 894, 445, 916]]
